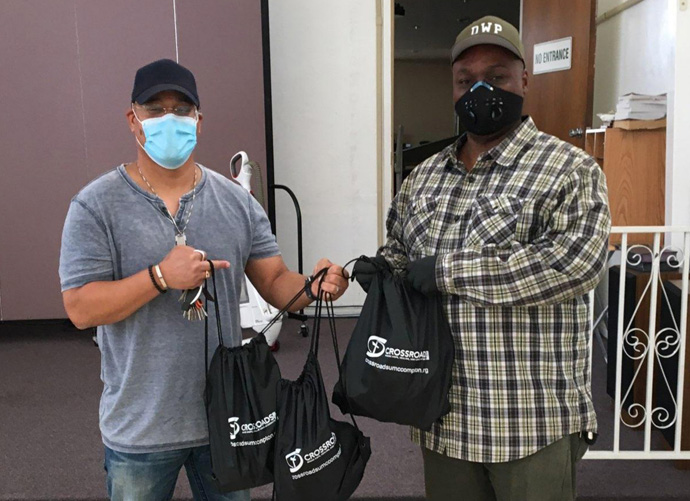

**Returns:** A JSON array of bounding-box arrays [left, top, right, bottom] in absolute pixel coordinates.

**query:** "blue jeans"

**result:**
[[104, 445, 250, 501]]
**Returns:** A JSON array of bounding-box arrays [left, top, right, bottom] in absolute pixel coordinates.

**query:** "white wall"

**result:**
[[269, 0, 385, 311], [593, 0, 690, 231], [668, 2, 690, 229], [592, 0, 674, 125]]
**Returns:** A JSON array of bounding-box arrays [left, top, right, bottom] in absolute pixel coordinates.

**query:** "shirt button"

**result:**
[[467, 175, 475, 183]]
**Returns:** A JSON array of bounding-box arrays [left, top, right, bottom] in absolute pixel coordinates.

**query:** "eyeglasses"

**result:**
[[134, 103, 198, 118]]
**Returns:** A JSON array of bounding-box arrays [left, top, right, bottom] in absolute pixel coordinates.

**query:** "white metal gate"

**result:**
[[585, 226, 690, 460]]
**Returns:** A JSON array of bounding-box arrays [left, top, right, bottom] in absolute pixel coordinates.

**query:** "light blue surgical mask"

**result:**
[[133, 109, 198, 169]]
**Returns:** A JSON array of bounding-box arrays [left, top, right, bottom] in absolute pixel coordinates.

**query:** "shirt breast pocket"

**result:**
[[464, 195, 523, 248], [403, 195, 439, 255]]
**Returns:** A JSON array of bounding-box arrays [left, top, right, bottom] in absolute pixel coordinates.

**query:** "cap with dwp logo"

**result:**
[[450, 15, 525, 64]]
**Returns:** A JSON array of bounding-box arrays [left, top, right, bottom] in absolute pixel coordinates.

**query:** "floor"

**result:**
[[0, 319, 689, 500]]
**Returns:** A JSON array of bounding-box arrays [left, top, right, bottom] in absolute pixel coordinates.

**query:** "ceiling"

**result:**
[[394, 0, 521, 60]]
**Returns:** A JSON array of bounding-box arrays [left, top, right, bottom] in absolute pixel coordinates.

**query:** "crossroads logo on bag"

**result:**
[[285, 448, 304, 473], [365, 335, 430, 361], [227, 412, 277, 446], [285, 432, 341, 478], [228, 417, 241, 440], [366, 336, 387, 358]]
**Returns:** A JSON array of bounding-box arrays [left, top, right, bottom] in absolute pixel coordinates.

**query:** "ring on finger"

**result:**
[[193, 249, 207, 260]]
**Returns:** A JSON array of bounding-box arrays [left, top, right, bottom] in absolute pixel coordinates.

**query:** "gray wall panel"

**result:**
[[75, 0, 176, 180], [0, 0, 267, 321], [0, 1, 88, 319], [175, 0, 268, 195]]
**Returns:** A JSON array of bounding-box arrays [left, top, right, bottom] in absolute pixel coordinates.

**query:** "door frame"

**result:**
[[377, 0, 395, 247], [380, 1, 526, 241], [261, 0, 277, 231]]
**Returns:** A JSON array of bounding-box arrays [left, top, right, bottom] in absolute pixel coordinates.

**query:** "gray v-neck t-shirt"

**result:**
[[59, 164, 280, 453]]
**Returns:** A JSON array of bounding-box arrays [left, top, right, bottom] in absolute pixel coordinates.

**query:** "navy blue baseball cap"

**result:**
[[131, 59, 200, 108]]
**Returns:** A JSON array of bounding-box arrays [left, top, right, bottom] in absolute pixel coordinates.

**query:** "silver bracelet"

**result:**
[[154, 264, 169, 291]]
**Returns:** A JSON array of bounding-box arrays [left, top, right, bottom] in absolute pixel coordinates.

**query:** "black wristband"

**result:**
[[148, 265, 167, 294], [304, 276, 317, 301]]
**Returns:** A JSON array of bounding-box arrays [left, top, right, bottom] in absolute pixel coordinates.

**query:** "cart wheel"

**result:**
[[300, 324, 309, 337]]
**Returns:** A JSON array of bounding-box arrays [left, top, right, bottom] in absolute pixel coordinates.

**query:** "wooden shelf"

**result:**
[[585, 124, 666, 246], [614, 118, 667, 131]]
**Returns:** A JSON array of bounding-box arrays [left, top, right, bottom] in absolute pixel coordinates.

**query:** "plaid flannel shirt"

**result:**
[[380, 117, 610, 463]]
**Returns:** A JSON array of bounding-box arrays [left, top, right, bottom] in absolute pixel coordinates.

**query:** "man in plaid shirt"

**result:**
[[356, 16, 610, 500]]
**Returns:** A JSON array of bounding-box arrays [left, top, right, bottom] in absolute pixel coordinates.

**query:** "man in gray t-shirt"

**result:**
[[59, 59, 349, 501]]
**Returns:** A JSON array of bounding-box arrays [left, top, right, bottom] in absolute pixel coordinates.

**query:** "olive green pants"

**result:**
[[422, 434, 588, 501]]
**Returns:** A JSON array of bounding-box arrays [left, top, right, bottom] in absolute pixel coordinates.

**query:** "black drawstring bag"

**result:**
[[332, 257, 455, 431], [204, 262, 300, 492], [273, 278, 371, 501]]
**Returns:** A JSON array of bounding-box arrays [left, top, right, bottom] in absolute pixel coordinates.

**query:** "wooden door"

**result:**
[[521, 0, 596, 149]]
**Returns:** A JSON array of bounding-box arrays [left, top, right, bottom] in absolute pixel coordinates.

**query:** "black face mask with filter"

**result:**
[[455, 81, 524, 136]]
